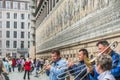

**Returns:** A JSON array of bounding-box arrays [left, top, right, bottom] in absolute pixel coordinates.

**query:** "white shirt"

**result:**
[[98, 70, 116, 80]]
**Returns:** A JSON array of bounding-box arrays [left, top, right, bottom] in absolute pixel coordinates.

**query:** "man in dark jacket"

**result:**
[[68, 49, 90, 80], [34, 58, 40, 77]]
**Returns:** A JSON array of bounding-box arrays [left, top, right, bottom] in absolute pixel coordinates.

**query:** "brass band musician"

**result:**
[[45, 50, 67, 80], [89, 40, 120, 80], [67, 49, 90, 80]]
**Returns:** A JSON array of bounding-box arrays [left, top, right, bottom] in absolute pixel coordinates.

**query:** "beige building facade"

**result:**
[[30, 0, 120, 59], [0, 0, 30, 58]]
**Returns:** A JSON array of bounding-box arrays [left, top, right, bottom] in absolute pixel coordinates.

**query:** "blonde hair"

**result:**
[[96, 54, 112, 71], [26, 58, 29, 62]]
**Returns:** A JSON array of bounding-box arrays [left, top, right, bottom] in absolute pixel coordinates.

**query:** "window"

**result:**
[[6, 40, 10, 48], [28, 14, 30, 19], [13, 2, 18, 9], [13, 41, 17, 48], [21, 14, 24, 19], [0, 1, 2, 8], [14, 13, 17, 19], [28, 41, 30, 48], [21, 32, 24, 38], [27, 3, 30, 10], [6, 21, 10, 28], [0, 40, 2, 48], [14, 21, 17, 28], [21, 22, 24, 29], [6, 13, 10, 19], [0, 12, 2, 18], [6, 1, 11, 9], [28, 32, 30, 38], [21, 41, 24, 48], [20, 3, 25, 10], [0, 21, 2, 28], [6, 31, 10, 38], [28, 22, 30, 29], [0, 31, 2, 38], [13, 31, 17, 38]]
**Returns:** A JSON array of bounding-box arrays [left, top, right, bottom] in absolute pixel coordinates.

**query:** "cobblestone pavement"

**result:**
[[8, 68, 48, 80]]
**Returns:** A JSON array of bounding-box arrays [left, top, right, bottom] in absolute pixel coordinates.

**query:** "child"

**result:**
[[95, 54, 116, 80]]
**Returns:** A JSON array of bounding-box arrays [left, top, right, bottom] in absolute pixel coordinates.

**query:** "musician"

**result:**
[[67, 49, 90, 80], [45, 50, 67, 80], [89, 40, 120, 80], [95, 54, 115, 80]]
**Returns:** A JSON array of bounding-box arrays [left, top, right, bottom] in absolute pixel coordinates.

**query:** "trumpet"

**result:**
[[56, 59, 80, 69], [37, 61, 53, 76]]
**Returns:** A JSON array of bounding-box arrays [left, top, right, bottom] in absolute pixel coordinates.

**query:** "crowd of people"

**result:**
[[0, 55, 45, 80], [0, 40, 120, 80]]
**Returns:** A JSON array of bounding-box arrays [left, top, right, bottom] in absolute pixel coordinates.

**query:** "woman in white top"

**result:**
[[95, 54, 116, 80]]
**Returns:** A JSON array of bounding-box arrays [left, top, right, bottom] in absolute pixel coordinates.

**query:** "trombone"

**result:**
[[57, 64, 86, 79], [74, 41, 118, 80], [56, 41, 118, 80]]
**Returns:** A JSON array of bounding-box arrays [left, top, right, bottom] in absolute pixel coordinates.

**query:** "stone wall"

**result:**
[[35, 0, 120, 58]]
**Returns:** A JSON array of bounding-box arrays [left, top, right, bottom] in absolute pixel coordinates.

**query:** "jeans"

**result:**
[[12, 66, 15, 72], [23, 70, 30, 79], [34, 67, 39, 76], [18, 64, 21, 72]]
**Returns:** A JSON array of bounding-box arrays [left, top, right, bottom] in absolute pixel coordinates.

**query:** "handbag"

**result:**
[[2, 73, 9, 80]]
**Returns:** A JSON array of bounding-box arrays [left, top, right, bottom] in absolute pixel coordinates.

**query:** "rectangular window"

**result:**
[[6, 13, 10, 19], [21, 41, 24, 48], [6, 21, 10, 28], [28, 32, 30, 38], [14, 21, 17, 28], [14, 13, 17, 19], [21, 14, 24, 19], [28, 22, 30, 29], [27, 3, 30, 10], [6, 31, 10, 38], [6, 1, 11, 9], [0, 1, 2, 8], [6, 40, 10, 48], [0, 31, 2, 38], [0, 40, 2, 48], [20, 3, 25, 10], [0, 21, 2, 28], [28, 41, 30, 48], [13, 2, 18, 9], [13, 31, 17, 38], [21, 22, 24, 29], [21, 32, 24, 38], [28, 14, 30, 19], [13, 41, 17, 48], [0, 12, 2, 18]]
